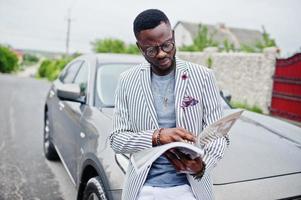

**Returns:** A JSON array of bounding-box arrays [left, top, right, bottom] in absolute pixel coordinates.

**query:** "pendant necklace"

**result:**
[[162, 78, 173, 109], [163, 96, 168, 108], [151, 68, 175, 110]]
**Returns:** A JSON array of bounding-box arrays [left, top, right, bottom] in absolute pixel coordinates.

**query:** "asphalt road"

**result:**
[[0, 74, 76, 200]]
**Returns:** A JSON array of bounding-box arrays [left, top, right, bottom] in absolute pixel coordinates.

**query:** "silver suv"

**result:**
[[43, 54, 143, 200], [44, 53, 301, 200]]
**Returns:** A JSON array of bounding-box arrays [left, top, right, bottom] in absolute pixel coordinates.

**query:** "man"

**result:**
[[110, 9, 228, 200]]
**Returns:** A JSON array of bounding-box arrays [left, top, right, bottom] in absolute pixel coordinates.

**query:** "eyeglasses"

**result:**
[[140, 39, 175, 58]]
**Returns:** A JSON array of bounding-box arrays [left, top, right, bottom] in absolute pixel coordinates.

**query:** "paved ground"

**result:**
[[16, 64, 39, 78], [0, 74, 76, 200]]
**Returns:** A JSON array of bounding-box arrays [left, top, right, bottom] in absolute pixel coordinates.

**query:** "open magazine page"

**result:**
[[130, 110, 244, 174], [197, 110, 244, 148], [130, 142, 205, 173]]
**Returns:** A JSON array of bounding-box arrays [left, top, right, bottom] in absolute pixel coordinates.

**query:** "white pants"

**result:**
[[137, 184, 197, 200]]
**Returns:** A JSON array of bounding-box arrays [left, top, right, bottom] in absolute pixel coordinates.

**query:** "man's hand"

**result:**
[[154, 127, 196, 145], [164, 148, 204, 174], [152, 127, 204, 174]]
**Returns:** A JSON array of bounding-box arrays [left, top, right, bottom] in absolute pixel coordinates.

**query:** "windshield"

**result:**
[[96, 63, 232, 109], [96, 63, 133, 106]]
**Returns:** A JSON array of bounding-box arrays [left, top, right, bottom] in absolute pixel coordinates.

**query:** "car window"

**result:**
[[61, 60, 83, 83], [73, 61, 89, 96], [96, 64, 133, 106]]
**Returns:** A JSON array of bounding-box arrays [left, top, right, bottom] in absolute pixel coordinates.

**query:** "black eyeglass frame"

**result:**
[[138, 36, 175, 58]]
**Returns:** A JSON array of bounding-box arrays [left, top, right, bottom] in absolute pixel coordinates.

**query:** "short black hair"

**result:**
[[133, 9, 170, 38]]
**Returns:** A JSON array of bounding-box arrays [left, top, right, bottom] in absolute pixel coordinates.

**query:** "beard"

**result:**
[[146, 53, 176, 76]]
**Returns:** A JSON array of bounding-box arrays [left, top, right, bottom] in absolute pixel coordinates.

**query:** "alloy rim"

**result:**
[[88, 193, 99, 200]]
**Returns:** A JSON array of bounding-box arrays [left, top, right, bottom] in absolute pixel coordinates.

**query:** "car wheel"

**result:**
[[43, 110, 59, 160], [83, 176, 108, 200]]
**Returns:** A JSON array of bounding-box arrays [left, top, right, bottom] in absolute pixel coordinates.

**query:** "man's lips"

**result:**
[[159, 58, 171, 66]]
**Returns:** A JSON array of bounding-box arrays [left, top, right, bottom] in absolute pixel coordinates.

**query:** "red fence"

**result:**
[[270, 53, 301, 122]]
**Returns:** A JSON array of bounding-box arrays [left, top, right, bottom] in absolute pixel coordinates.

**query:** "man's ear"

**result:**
[[136, 42, 145, 55], [136, 41, 140, 49], [172, 30, 176, 47]]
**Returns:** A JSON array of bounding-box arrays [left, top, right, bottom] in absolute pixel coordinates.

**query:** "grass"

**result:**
[[230, 101, 263, 114]]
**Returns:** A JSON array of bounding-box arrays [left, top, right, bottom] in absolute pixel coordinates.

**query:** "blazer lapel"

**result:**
[[174, 58, 189, 127], [139, 62, 159, 128]]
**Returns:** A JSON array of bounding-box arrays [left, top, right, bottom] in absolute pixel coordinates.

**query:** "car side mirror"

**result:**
[[57, 84, 82, 102], [220, 90, 232, 102]]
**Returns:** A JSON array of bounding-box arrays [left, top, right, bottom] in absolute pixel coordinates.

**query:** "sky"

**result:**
[[0, 0, 300, 57]]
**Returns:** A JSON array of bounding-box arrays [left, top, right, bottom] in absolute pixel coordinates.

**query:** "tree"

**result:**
[[180, 26, 219, 52], [241, 26, 277, 53], [92, 38, 126, 53], [91, 38, 139, 54], [0, 45, 19, 73], [255, 26, 277, 51], [240, 44, 257, 53], [222, 39, 235, 52], [126, 44, 140, 54]]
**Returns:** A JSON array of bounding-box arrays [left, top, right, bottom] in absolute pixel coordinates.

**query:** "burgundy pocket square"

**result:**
[[181, 96, 199, 108]]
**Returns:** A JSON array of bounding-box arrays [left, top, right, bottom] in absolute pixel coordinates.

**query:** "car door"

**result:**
[[51, 60, 84, 181], [52, 60, 83, 148], [57, 60, 90, 183]]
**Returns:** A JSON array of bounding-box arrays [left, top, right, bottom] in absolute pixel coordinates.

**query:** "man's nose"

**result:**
[[156, 47, 167, 58]]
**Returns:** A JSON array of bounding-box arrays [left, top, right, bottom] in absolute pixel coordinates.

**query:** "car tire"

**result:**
[[43, 110, 59, 160], [83, 176, 108, 200]]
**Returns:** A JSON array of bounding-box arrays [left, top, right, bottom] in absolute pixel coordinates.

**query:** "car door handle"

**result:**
[[59, 101, 65, 111], [80, 132, 86, 138]]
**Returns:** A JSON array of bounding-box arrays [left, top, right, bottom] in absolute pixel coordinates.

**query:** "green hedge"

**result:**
[[0, 45, 19, 73], [37, 57, 73, 81]]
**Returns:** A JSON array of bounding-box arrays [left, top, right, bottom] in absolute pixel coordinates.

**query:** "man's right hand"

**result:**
[[154, 127, 196, 145]]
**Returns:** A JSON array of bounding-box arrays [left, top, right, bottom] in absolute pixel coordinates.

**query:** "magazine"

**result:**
[[130, 110, 244, 173]]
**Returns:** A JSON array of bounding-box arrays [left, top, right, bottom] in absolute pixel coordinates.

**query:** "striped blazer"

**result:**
[[110, 57, 228, 200]]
